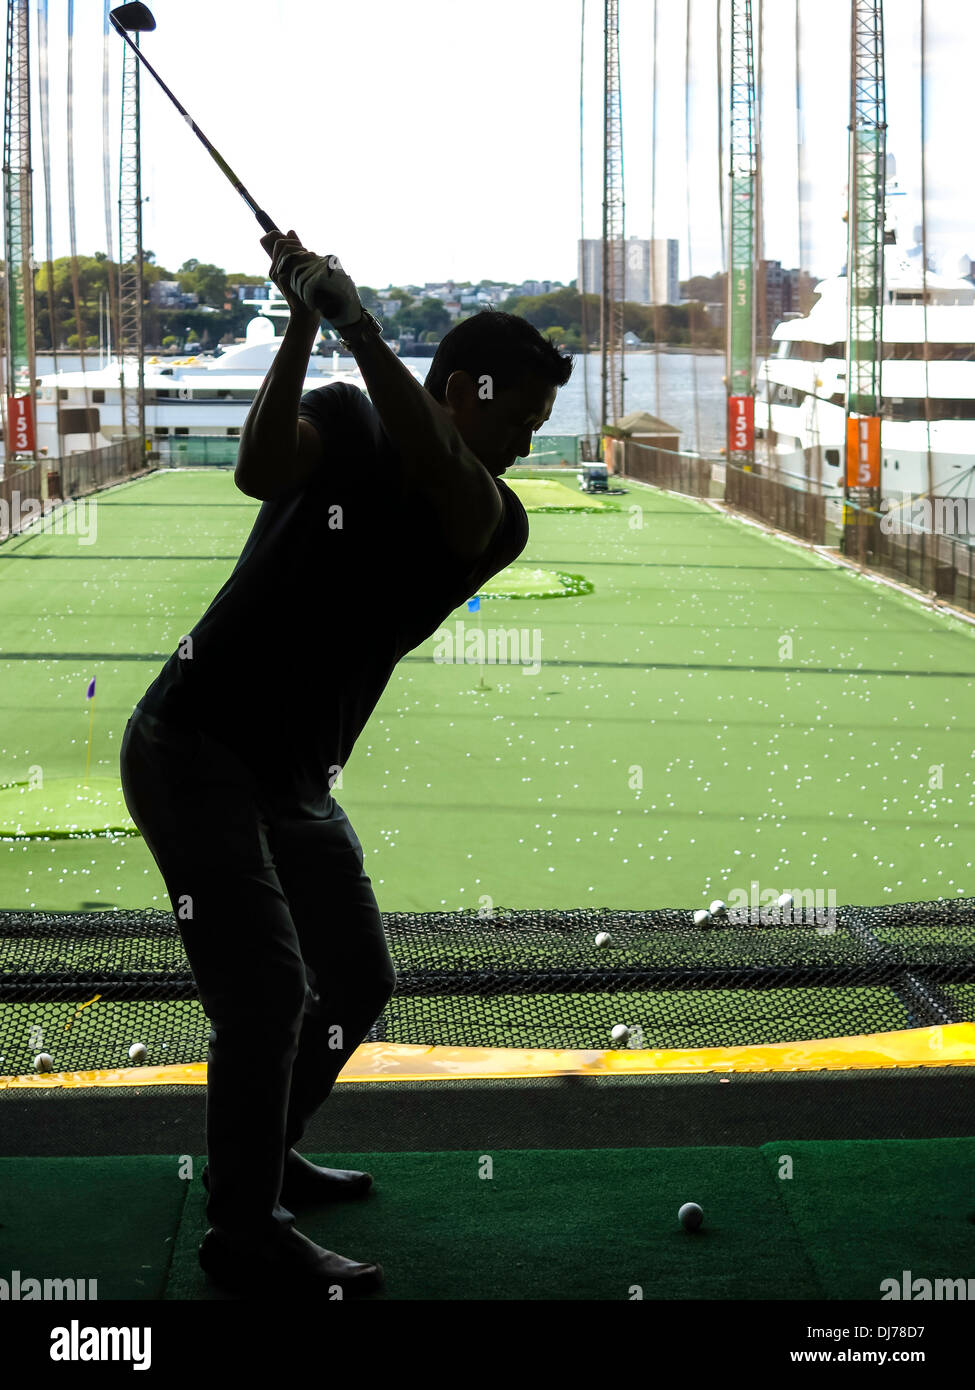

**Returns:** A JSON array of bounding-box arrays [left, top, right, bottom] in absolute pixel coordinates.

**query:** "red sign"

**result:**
[[7, 395, 35, 455], [846, 416, 881, 488], [727, 395, 754, 454]]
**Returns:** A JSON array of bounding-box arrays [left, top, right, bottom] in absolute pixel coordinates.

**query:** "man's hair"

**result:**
[[424, 310, 574, 404]]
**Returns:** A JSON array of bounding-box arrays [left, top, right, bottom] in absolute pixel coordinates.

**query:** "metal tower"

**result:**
[[600, 0, 625, 432], [3, 0, 36, 459], [844, 0, 885, 540], [117, 31, 144, 450], [726, 0, 756, 472]]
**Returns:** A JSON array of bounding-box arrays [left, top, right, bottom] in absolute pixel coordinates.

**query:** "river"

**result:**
[[32, 349, 737, 458]]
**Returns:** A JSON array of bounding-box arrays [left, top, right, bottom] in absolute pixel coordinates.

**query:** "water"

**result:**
[[33, 349, 732, 456], [531, 351, 728, 454]]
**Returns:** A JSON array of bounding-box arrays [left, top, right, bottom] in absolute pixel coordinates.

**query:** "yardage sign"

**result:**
[[728, 395, 754, 454], [846, 416, 880, 488], [6, 395, 35, 454]]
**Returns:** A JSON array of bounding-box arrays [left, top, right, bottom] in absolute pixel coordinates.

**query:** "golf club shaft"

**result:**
[[109, 18, 278, 234]]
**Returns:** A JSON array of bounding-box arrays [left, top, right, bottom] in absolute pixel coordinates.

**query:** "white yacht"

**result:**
[[754, 184, 975, 514], [31, 288, 416, 459]]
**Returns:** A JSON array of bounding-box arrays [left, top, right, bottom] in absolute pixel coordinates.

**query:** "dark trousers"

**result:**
[[119, 705, 396, 1239]]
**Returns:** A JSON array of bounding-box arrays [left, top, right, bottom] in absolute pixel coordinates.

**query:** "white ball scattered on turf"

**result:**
[[128, 1042, 147, 1063], [679, 1202, 704, 1231], [595, 931, 611, 948], [611, 1024, 630, 1043], [693, 909, 712, 927], [776, 893, 793, 911], [34, 1053, 53, 1073], [709, 900, 727, 918]]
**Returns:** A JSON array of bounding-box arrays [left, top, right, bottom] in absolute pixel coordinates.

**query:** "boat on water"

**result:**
[[31, 287, 421, 460], [754, 179, 975, 512]]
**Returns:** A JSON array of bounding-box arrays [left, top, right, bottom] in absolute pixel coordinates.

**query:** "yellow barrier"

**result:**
[[2, 1023, 972, 1089]]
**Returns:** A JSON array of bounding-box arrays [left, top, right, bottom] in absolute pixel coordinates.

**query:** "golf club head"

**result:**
[[110, 3, 156, 32]]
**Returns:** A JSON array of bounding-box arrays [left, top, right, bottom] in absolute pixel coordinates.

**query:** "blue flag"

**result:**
[[86, 677, 96, 699], [467, 595, 480, 613]]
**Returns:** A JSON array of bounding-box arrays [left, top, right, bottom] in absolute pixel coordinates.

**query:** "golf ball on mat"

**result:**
[[709, 900, 727, 918], [34, 1053, 53, 1073], [776, 893, 793, 911], [693, 909, 711, 927], [611, 1024, 630, 1043], [128, 1042, 147, 1063], [595, 931, 611, 947], [679, 1202, 704, 1231]]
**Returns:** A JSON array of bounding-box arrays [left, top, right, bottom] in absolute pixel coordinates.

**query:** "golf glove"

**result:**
[[289, 254, 364, 331]]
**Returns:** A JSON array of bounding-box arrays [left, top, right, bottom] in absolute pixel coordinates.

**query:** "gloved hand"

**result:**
[[261, 230, 364, 330]]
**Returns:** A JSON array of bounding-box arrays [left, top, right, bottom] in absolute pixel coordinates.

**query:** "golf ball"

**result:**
[[595, 931, 611, 948], [128, 1042, 147, 1063], [693, 909, 712, 927], [34, 1053, 53, 1073], [709, 900, 727, 918], [679, 1202, 704, 1231], [776, 893, 793, 911], [611, 1024, 630, 1043]]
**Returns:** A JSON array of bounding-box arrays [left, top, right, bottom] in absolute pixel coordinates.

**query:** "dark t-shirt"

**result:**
[[137, 380, 529, 806]]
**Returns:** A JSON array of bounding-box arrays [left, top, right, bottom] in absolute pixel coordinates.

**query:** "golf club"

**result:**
[[109, 3, 279, 235]]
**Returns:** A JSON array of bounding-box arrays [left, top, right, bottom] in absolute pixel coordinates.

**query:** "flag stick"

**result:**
[[84, 677, 96, 787]]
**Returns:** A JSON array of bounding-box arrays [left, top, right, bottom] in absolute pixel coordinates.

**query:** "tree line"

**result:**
[[17, 253, 729, 353]]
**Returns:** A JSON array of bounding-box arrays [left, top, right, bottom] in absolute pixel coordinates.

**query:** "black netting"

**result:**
[[1, 900, 973, 1074]]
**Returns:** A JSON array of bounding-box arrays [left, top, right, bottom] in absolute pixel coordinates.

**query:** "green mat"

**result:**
[[3, 1138, 971, 1300]]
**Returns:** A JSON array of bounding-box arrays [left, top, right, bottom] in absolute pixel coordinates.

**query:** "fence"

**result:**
[[622, 437, 712, 498], [724, 460, 827, 543], [518, 434, 579, 467], [0, 461, 42, 539], [155, 436, 240, 466], [48, 437, 146, 501], [843, 496, 975, 616]]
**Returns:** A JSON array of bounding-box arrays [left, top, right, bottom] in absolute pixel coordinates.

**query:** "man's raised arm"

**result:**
[[268, 233, 502, 562]]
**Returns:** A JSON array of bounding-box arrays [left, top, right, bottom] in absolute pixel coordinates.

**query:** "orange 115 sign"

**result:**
[[6, 395, 35, 454], [846, 416, 880, 488]]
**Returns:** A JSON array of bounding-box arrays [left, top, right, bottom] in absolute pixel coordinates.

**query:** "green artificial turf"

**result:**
[[1, 467, 975, 915]]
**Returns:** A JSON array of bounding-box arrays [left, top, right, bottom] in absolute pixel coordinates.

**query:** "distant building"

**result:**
[[518, 279, 560, 297], [150, 280, 198, 308], [578, 238, 679, 305]]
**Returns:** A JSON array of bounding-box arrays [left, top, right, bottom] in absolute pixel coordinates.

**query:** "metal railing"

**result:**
[[48, 437, 146, 500], [724, 460, 827, 543], [842, 495, 975, 616], [0, 462, 43, 539], [621, 436, 712, 498]]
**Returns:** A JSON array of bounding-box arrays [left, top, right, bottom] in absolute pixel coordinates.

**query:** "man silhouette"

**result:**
[[119, 232, 573, 1296]]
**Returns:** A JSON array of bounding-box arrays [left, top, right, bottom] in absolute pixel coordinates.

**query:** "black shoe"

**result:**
[[198, 1225, 383, 1298]]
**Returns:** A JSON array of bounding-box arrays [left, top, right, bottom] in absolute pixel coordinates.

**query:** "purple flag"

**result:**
[[86, 677, 96, 699]]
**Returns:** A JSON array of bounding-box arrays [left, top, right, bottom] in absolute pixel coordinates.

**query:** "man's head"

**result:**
[[424, 311, 574, 478]]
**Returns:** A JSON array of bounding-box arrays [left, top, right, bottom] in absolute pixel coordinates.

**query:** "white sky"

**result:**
[[24, 0, 975, 291]]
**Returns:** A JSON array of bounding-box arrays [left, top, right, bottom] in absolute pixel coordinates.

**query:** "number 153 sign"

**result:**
[[6, 395, 36, 455]]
